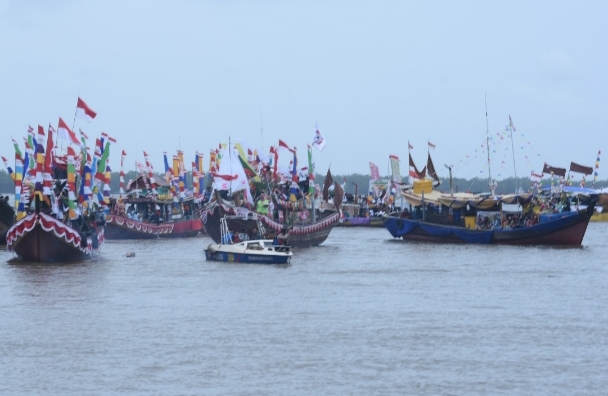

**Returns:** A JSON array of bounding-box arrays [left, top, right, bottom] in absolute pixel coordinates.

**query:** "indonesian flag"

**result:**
[[57, 117, 80, 145], [531, 171, 543, 179], [212, 173, 238, 181], [408, 141, 414, 150], [76, 97, 97, 123], [428, 141, 436, 150], [278, 139, 295, 153]]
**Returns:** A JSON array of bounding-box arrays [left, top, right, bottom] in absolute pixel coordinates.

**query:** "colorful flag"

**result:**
[[119, 150, 127, 197], [427, 152, 439, 182], [289, 150, 298, 202], [278, 139, 295, 153], [57, 117, 80, 145], [143, 150, 157, 195], [593, 149, 601, 187], [322, 168, 333, 201], [389, 155, 403, 184], [312, 123, 326, 151], [95, 140, 111, 183], [542, 163, 566, 178], [76, 97, 97, 123], [369, 162, 380, 181], [307, 145, 315, 194], [569, 162, 593, 175], [33, 126, 46, 202], [531, 171, 543, 179], [1, 156, 13, 180], [66, 147, 78, 219], [409, 153, 426, 179]]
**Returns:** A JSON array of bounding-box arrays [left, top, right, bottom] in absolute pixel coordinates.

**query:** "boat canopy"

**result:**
[[439, 193, 533, 209], [401, 189, 534, 209]]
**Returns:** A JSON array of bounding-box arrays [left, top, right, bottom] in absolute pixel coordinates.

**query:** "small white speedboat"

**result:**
[[205, 239, 292, 264]]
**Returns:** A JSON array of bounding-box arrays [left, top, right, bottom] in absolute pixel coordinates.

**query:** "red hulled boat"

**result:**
[[6, 212, 104, 262]]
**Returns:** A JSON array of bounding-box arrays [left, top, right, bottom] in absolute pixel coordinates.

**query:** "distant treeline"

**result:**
[[1, 170, 606, 195]]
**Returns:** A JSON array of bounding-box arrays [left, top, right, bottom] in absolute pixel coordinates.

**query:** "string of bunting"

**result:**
[[452, 121, 543, 180]]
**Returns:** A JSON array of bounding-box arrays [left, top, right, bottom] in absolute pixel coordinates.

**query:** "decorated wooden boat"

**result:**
[[0, 195, 15, 244], [105, 175, 204, 239], [6, 212, 104, 262], [104, 213, 174, 239], [383, 181, 596, 246], [333, 204, 383, 228], [202, 197, 340, 248]]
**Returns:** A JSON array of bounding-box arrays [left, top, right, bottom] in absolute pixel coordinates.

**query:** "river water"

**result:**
[[1, 224, 607, 395]]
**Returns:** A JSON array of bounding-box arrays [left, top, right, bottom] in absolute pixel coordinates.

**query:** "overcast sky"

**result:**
[[1, 0, 607, 182]]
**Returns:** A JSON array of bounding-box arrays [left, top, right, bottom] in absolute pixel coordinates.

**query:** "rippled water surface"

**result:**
[[1, 224, 608, 395]]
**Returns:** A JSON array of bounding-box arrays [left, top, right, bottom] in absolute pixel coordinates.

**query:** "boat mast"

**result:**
[[485, 95, 495, 195], [508, 115, 518, 193], [260, 108, 264, 153], [228, 137, 232, 195]]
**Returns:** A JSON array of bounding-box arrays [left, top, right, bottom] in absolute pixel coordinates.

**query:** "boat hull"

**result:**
[[383, 209, 593, 246], [104, 215, 203, 239], [105, 215, 166, 239], [205, 241, 292, 264], [202, 204, 339, 248], [160, 218, 204, 238], [205, 249, 291, 264], [336, 217, 384, 228], [6, 213, 104, 262]]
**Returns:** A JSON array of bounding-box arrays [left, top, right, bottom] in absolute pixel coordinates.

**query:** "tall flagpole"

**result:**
[[71, 97, 78, 133], [260, 108, 264, 153], [509, 115, 518, 193], [485, 94, 494, 195]]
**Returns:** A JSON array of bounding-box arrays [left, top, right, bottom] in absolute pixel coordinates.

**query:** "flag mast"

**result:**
[[508, 115, 518, 193], [484, 94, 495, 195]]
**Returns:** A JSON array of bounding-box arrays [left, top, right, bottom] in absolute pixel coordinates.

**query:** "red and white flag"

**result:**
[[369, 162, 380, 181], [408, 141, 414, 150], [428, 141, 436, 150], [76, 97, 97, 123], [57, 117, 80, 145], [278, 139, 295, 153]]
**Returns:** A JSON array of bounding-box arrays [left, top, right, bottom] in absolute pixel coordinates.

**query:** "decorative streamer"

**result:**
[[67, 146, 78, 220], [143, 150, 157, 197], [593, 149, 601, 187], [120, 150, 127, 197]]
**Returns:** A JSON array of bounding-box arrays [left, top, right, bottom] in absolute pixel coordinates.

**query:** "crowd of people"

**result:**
[[474, 212, 541, 230]]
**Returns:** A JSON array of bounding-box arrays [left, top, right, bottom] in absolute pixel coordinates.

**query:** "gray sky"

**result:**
[[1, 0, 607, 182]]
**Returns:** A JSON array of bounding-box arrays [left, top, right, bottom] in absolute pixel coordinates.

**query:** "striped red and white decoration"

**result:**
[[143, 150, 157, 195], [119, 150, 126, 197]]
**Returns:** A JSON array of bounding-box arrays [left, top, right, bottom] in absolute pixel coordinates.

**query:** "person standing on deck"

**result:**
[[256, 192, 269, 216]]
